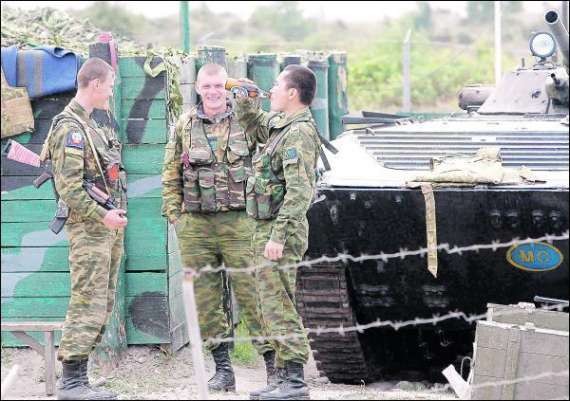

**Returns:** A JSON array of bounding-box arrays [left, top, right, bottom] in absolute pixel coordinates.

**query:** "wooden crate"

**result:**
[[1, 55, 188, 353], [470, 304, 569, 400]]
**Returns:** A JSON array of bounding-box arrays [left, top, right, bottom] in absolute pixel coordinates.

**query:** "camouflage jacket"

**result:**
[[235, 98, 321, 245], [161, 101, 257, 219], [43, 99, 126, 224]]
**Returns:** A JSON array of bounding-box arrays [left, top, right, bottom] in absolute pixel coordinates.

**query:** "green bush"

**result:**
[[348, 28, 514, 111]]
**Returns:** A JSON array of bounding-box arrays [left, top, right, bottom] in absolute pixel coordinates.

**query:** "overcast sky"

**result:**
[[0, 1, 561, 22]]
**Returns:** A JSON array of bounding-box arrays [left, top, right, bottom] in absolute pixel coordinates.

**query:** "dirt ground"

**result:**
[[1, 346, 457, 400]]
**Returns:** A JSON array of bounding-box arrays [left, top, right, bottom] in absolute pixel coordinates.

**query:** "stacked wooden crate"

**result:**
[[1, 55, 188, 352], [119, 56, 187, 350]]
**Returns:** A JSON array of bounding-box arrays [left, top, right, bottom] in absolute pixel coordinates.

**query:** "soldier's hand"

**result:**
[[102, 209, 128, 229], [264, 240, 284, 261]]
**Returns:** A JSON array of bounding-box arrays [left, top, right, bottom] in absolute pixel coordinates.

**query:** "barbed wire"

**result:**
[[190, 231, 570, 277], [469, 370, 569, 390], [182, 231, 569, 398], [198, 303, 569, 398], [203, 302, 568, 347], [433, 370, 569, 398]]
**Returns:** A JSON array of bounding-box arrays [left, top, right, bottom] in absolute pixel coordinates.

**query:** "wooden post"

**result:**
[[494, 1, 502, 86], [169, 223, 209, 399], [44, 331, 56, 396], [183, 270, 209, 400], [402, 29, 412, 113]]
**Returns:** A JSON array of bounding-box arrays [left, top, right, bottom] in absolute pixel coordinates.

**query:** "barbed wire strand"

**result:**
[[181, 232, 569, 398], [203, 302, 568, 346], [190, 231, 570, 277]]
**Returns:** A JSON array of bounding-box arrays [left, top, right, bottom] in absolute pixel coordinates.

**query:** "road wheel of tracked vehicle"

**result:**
[[296, 262, 372, 384]]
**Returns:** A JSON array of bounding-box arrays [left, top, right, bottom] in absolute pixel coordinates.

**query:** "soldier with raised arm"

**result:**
[[235, 65, 321, 400]]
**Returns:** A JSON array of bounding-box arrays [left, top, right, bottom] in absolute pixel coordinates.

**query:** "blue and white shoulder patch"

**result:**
[[283, 147, 299, 166], [65, 131, 84, 150]]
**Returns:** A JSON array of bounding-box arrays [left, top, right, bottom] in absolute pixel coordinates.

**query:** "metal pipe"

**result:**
[[494, 1, 502, 86], [402, 29, 412, 113], [180, 1, 190, 53], [545, 9, 569, 68]]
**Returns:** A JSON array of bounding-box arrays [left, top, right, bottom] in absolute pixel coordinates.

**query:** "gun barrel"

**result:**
[[545, 9, 570, 68], [534, 295, 569, 306]]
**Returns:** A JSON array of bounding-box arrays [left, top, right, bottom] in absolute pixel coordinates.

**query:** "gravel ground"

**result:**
[[1, 346, 457, 400]]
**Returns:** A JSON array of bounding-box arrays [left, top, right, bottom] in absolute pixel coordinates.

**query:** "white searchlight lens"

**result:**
[[529, 32, 556, 58]]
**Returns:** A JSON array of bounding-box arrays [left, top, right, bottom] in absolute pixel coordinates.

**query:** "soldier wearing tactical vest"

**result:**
[[161, 64, 277, 392], [40, 58, 128, 400], [235, 65, 320, 400]]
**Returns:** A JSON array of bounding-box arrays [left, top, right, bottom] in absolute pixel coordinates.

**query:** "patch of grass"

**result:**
[[230, 320, 259, 367], [1, 346, 15, 366]]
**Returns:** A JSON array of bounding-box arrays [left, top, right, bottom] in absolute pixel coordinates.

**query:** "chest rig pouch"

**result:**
[[181, 116, 251, 213], [245, 119, 299, 220], [62, 109, 127, 209], [245, 116, 321, 220]]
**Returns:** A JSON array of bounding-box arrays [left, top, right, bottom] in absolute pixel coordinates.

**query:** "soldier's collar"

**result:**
[[271, 107, 312, 129], [196, 100, 233, 124], [68, 99, 92, 122]]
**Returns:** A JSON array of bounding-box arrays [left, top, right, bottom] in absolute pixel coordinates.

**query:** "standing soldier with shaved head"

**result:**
[[161, 64, 277, 392], [235, 65, 321, 400], [40, 57, 128, 400]]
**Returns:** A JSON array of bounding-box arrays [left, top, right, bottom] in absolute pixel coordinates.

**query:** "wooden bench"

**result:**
[[1, 321, 64, 396]]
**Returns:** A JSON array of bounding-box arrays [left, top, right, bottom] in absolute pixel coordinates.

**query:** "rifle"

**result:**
[[3, 139, 118, 234]]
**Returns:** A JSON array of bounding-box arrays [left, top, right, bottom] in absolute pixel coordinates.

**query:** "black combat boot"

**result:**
[[77, 359, 118, 399], [208, 343, 236, 392], [249, 351, 283, 400], [258, 361, 309, 400], [57, 360, 117, 400]]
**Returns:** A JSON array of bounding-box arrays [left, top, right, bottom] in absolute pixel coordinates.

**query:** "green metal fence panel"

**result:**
[[228, 55, 248, 79], [248, 53, 279, 111], [280, 54, 302, 71], [328, 52, 349, 140], [196, 45, 227, 71], [308, 57, 330, 140]]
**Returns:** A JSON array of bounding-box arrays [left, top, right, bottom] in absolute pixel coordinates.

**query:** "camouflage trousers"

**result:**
[[175, 210, 272, 354], [57, 221, 124, 362], [252, 219, 310, 366]]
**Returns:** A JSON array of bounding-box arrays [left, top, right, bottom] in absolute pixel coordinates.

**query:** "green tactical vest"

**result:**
[[245, 116, 317, 220], [44, 106, 127, 217], [180, 116, 251, 213]]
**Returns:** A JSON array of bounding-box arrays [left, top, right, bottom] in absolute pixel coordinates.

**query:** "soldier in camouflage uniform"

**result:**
[[235, 65, 321, 400], [161, 64, 276, 392], [40, 58, 128, 401]]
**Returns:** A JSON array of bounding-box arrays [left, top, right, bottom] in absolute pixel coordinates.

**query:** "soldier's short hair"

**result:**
[[283, 65, 316, 106], [197, 63, 228, 83], [77, 58, 113, 88]]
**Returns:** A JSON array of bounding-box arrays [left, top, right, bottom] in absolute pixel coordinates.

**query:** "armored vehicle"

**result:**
[[297, 10, 569, 383]]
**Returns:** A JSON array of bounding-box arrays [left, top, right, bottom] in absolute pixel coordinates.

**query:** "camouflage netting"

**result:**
[[1, 6, 188, 121], [1, 6, 145, 55]]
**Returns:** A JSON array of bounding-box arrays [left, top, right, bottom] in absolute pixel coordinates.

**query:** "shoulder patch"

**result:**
[[283, 147, 299, 166], [65, 131, 84, 150]]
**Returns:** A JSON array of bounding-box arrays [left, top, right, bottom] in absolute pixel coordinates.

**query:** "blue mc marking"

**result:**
[[507, 242, 564, 272]]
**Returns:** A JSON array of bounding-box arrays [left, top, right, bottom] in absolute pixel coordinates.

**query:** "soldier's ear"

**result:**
[[288, 87, 298, 101]]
